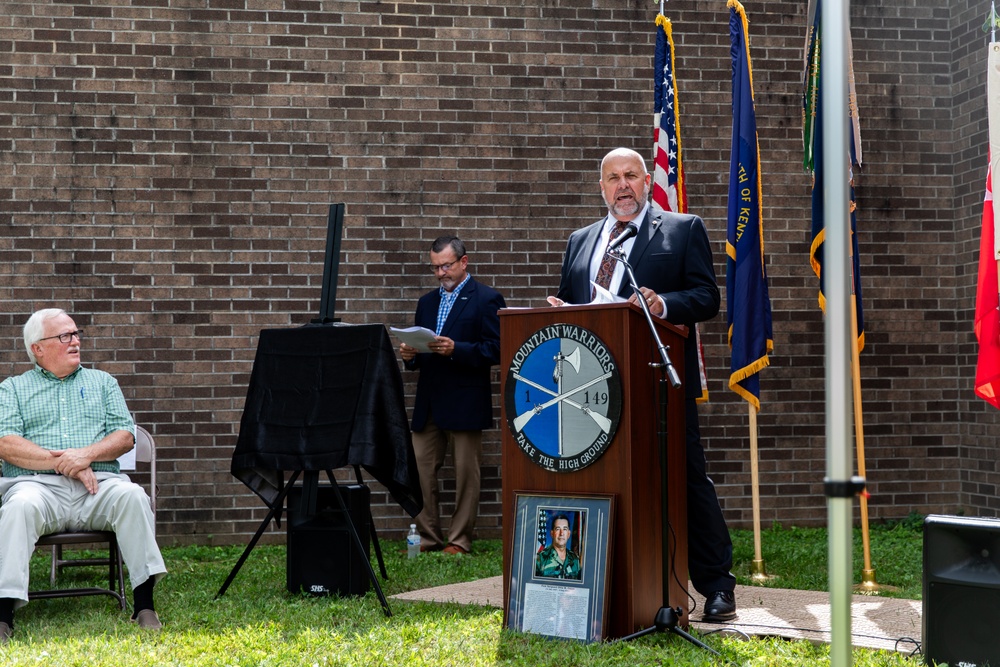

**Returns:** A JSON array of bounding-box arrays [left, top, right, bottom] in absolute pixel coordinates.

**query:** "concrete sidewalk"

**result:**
[[391, 576, 922, 653]]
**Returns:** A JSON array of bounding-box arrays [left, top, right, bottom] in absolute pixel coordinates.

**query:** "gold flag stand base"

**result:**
[[750, 559, 777, 583], [853, 568, 898, 595]]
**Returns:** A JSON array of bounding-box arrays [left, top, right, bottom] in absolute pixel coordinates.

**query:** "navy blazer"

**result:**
[[405, 276, 506, 432], [555, 207, 720, 399]]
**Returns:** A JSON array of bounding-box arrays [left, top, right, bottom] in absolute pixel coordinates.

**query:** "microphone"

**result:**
[[607, 222, 638, 252]]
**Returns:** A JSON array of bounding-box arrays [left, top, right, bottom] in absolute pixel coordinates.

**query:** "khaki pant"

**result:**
[[411, 416, 482, 552], [0, 473, 166, 607]]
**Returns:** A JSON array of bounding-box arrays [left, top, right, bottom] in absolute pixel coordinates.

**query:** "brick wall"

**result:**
[[1, 0, 997, 546]]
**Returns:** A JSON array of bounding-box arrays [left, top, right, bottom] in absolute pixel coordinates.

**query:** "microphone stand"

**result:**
[[611, 250, 721, 658]]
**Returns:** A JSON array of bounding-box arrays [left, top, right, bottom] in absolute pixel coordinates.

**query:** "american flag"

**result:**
[[652, 14, 686, 215], [652, 14, 708, 401], [537, 508, 548, 551]]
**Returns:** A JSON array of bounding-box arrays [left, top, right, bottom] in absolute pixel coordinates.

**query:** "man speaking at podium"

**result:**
[[547, 147, 737, 623], [400, 236, 506, 556]]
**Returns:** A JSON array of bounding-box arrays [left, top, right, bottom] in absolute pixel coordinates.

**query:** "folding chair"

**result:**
[[27, 425, 157, 609]]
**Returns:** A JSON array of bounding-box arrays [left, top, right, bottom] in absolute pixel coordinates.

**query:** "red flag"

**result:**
[[975, 166, 1000, 409]]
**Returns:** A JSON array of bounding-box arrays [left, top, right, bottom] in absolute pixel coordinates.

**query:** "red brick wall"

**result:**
[[1, 0, 997, 545]]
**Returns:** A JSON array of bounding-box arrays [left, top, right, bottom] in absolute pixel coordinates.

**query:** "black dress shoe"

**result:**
[[702, 590, 737, 622]]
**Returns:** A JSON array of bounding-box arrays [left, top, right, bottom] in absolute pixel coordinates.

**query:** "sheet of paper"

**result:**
[[390, 325, 437, 353], [589, 281, 627, 305]]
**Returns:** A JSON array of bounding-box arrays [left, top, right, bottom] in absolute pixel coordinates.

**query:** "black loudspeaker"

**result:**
[[286, 484, 371, 597], [923, 514, 1000, 667]]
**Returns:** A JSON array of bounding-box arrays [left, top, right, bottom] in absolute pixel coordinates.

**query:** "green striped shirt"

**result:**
[[0, 365, 134, 478]]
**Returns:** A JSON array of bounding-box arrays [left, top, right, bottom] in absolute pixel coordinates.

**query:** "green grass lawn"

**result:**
[[1, 518, 926, 666]]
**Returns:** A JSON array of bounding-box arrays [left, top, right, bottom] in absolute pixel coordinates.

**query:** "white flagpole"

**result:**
[[993, 2, 1000, 286], [986, 2, 1000, 293], [989, 26, 1000, 295], [821, 0, 855, 666]]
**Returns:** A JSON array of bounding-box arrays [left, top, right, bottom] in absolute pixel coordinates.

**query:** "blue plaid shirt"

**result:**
[[435, 273, 472, 335], [0, 365, 134, 478]]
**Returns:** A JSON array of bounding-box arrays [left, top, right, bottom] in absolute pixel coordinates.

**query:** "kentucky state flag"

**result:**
[[726, 0, 772, 409]]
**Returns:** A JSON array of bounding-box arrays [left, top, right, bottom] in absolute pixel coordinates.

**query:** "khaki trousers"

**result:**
[[0, 473, 166, 607], [411, 416, 482, 552]]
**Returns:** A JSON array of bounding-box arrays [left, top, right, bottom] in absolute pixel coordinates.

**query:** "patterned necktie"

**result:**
[[592, 219, 629, 299]]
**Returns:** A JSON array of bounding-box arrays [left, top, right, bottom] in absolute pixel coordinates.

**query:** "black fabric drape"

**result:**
[[231, 324, 422, 517]]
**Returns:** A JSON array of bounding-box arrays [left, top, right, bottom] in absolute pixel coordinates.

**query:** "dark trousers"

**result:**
[[685, 398, 736, 596]]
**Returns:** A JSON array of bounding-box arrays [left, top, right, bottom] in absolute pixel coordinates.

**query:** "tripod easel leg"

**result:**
[[217, 470, 302, 598], [325, 470, 392, 617], [354, 465, 388, 580]]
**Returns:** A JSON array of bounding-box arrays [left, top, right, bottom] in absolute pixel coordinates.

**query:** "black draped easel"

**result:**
[[216, 262, 422, 614]]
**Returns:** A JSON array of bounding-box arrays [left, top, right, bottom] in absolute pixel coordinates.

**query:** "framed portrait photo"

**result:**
[[506, 492, 614, 643]]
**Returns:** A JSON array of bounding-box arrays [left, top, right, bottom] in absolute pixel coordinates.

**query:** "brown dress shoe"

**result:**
[[442, 544, 469, 555]]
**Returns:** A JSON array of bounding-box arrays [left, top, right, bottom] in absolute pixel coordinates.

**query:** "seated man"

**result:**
[[0, 308, 167, 644]]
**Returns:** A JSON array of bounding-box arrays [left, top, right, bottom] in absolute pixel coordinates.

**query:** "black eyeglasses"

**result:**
[[37, 330, 84, 344], [430, 262, 457, 273]]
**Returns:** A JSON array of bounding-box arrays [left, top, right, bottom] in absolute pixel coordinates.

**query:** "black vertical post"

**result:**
[[316, 203, 345, 323]]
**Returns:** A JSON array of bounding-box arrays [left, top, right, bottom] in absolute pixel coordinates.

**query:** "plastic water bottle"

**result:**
[[406, 524, 421, 559]]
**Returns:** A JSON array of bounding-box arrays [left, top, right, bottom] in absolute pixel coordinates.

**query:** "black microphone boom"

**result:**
[[607, 223, 638, 252]]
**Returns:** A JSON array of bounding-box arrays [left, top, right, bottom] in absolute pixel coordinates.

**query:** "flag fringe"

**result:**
[[728, 353, 770, 410], [810, 225, 824, 280]]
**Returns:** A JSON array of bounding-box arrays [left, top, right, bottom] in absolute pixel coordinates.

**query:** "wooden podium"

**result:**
[[500, 303, 688, 638], [500, 302, 690, 639]]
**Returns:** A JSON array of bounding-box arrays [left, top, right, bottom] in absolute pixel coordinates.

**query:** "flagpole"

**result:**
[[748, 402, 773, 581], [987, 7, 1000, 294], [849, 291, 896, 593], [850, 292, 873, 584], [990, 8, 1000, 336], [821, 0, 856, 665]]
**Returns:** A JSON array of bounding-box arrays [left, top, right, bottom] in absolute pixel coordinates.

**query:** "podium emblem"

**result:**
[[505, 324, 622, 472]]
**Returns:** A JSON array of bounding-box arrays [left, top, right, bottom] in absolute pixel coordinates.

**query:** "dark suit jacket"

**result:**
[[556, 207, 720, 399], [405, 276, 506, 432]]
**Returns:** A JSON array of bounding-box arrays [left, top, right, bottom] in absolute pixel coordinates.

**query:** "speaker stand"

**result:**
[[619, 606, 720, 655]]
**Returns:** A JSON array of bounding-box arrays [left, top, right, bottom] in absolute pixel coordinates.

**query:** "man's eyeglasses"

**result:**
[[37, 330, 84, 344], [430, 262, 457, 273]]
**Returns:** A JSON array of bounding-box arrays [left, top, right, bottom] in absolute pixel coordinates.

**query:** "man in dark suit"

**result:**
[[548, 147, 737, 622], [400, 236, 506, 555]]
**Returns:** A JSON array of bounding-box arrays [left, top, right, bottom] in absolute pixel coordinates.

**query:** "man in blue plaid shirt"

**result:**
[[0, 308, 167, 644], [399, 236, 506, 555]]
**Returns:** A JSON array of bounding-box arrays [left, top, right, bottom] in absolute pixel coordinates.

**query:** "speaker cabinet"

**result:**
[[286, 484, 371, 597], [923, 514, 1000, 666]]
